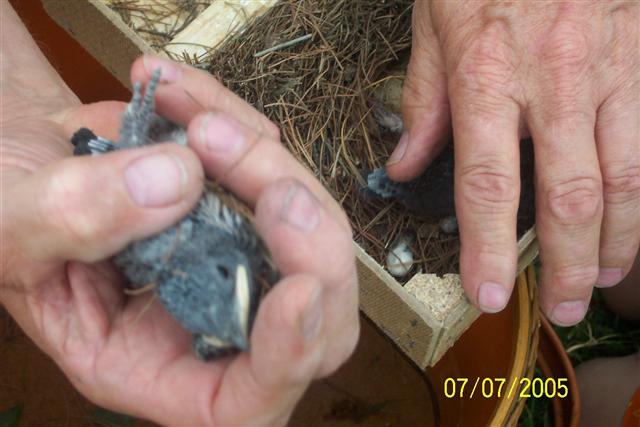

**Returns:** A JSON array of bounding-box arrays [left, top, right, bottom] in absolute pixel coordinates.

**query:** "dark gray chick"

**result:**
[[365, 104, 536, 234], [71, 69, 278, 360], [365, 145, 457, 218]]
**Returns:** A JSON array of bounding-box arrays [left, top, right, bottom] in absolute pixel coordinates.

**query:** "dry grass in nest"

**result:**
[[110, 0, 461, 278], [202, 0, 461, 277]]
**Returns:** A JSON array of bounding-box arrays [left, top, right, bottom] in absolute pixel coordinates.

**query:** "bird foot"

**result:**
[[118, 68, 162, 149]]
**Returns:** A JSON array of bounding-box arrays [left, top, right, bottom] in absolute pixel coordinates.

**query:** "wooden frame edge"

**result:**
[[42, 0, 152, 88]]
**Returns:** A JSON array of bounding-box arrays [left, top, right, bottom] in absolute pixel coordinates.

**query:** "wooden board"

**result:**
[[165, 0, 278, 59], [42, 0, 151, 88], [42, 0, 539, 369]]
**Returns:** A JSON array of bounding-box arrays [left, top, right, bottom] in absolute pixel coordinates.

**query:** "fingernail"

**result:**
[[125, 153, 187, 207], [386, 131, 409, 165], [477, 282, 509, 313], [596, 268, 623, 288], [302, 287, 323, 342], [281, 182, 321, 232], [551, 301, 587, 326], [199, 113, 245, 153], [142, 54, 182, 83]]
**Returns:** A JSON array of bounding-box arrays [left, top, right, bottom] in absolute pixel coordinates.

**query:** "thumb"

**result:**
[[212, 274, 325, 427], [386, 3, 450, 182], [8, 143, 203, 264]]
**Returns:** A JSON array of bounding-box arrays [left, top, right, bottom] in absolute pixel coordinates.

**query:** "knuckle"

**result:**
[[544, 175, 602, 226], [458, 161, 519, 212], [550, 262, 599, 293], [539, 21, 591, 78], [602, 161, 640, 206], [607, 3, 640, 72], [452, 21, 518, 103]]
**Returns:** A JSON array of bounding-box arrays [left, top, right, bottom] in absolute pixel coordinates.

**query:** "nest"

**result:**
[[110, 0, 463, 278], [109, 0, 214, 49]]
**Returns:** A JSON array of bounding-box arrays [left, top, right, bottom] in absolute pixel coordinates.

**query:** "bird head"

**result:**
[[206, 251, 256, 351], [155, 245, 261, 354]]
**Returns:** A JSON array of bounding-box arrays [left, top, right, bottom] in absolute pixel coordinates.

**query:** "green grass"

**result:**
[[519, 289, 640, 426], [556, 291, 640, 365]]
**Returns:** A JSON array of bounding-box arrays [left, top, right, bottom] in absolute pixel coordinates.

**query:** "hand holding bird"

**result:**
[[72, 69, 279, 360], [0, 14, 359, 424]]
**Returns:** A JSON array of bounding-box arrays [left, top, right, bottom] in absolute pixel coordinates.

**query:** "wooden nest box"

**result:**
[[43, 0, 539, 369]]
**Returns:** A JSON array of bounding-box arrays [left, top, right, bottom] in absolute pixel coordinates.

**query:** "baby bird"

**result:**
[[365, 103, 536, 227], [365, 145, 457, 218], [71, 69, 278, 360]]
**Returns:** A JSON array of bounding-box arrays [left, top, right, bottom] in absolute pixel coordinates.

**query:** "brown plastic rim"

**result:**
[[537, 313, 581, 427], [427, 265, 540, 427], [494, 266, 541, 426]]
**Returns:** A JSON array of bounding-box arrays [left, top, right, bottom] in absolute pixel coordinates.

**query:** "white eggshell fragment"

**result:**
[[439, 216, 458, 234], [371, 103, 404, 134], [386, 240, 414, 277]]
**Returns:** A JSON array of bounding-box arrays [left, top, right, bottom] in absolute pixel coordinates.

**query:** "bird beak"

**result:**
[[232, 333, 250, 352], [234, 264, 251, 351]]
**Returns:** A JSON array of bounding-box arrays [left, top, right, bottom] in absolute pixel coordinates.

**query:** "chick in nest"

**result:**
[[386, 232, 415, 278], [71, 69, 279, 360], [365, 104, 536, 228]]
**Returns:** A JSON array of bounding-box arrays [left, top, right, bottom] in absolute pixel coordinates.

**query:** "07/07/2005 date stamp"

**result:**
[[443, 377, 569, 399]]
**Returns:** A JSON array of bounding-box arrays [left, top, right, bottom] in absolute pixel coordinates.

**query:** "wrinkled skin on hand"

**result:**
[[390, 1, 639, 325], [1, 4, 359, 425]]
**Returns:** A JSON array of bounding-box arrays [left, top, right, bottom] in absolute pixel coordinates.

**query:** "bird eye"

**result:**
[[216, 265, 230, 279]]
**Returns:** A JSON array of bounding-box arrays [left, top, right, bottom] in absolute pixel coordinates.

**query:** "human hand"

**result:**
[[0, 11, 359, 424], [388, 1, 639, 326]]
